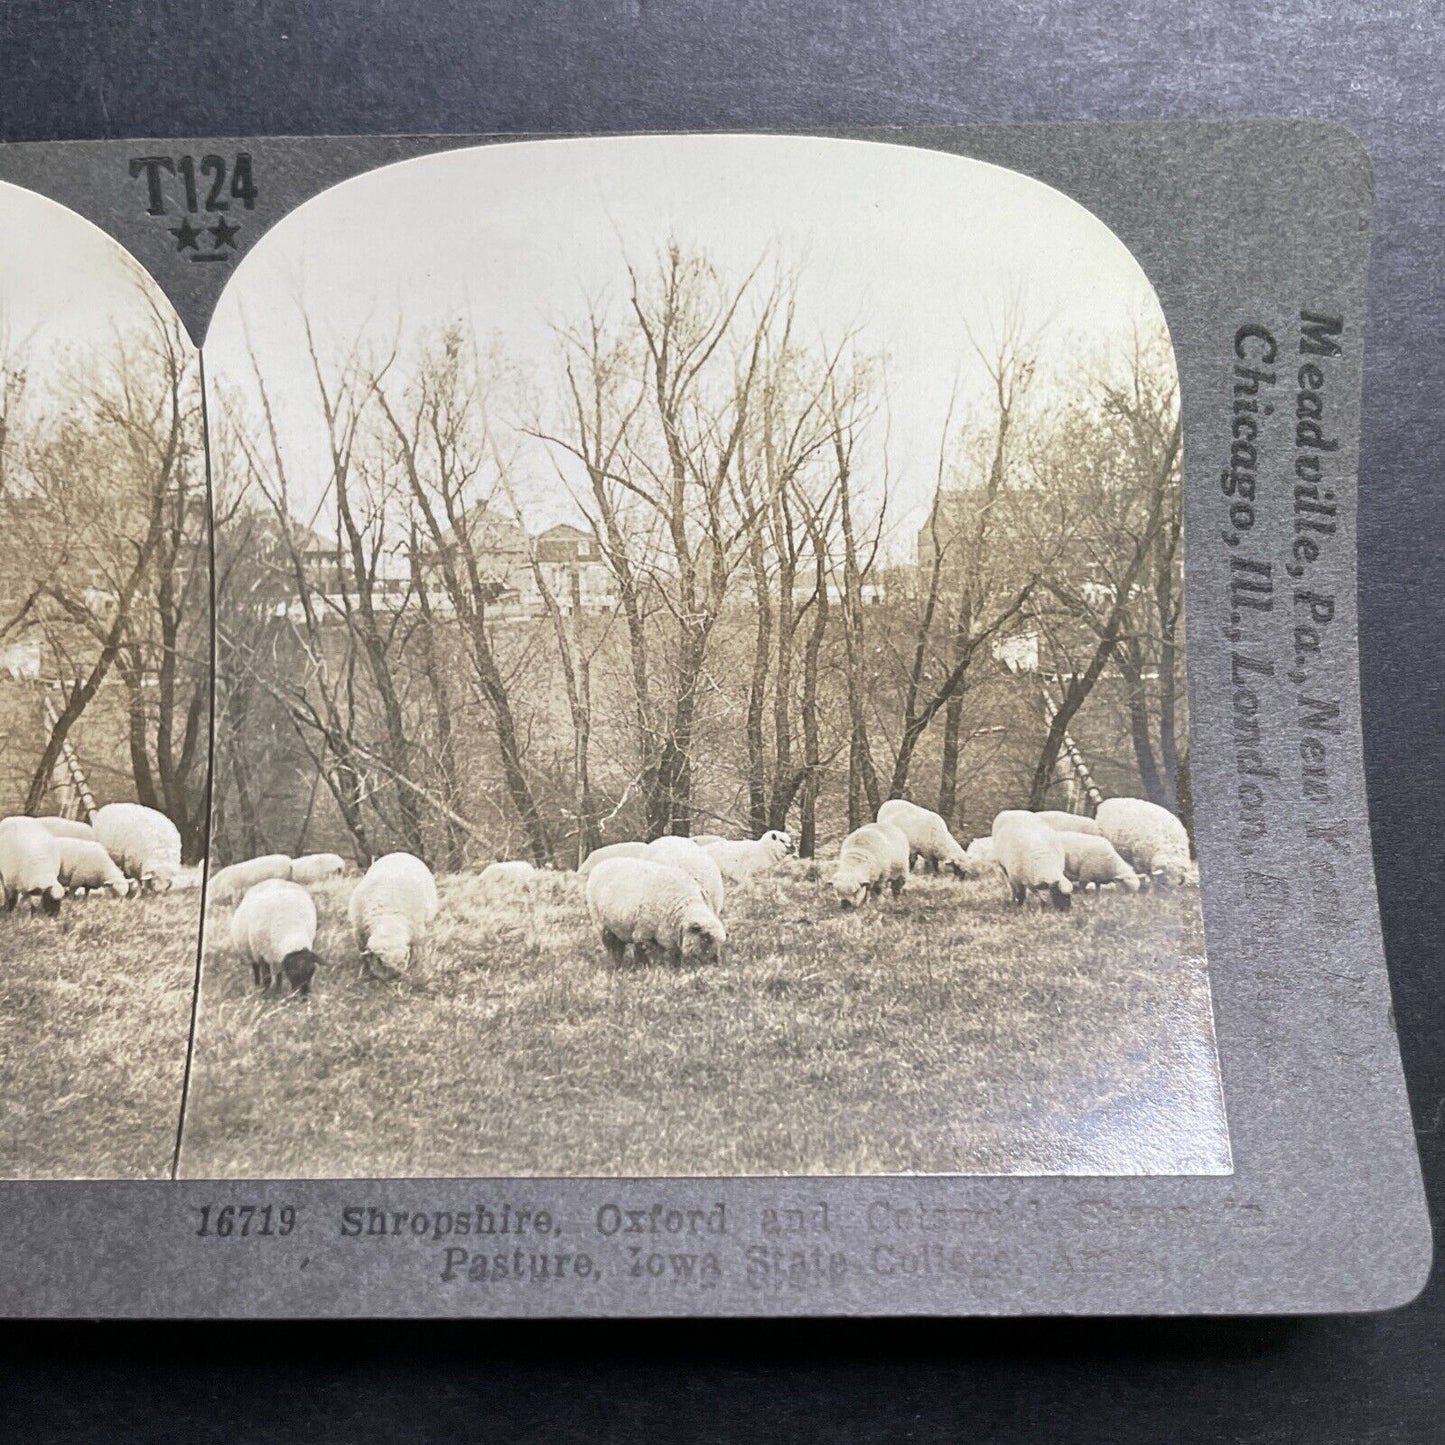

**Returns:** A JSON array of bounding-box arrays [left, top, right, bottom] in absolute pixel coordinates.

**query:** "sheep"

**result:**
[[578, 841, 651, 878], [584, 856, 726, 967], [991, 810, 1073, 911], [643, 835, 727, 915], [1055, 830, 1141, 893], [1095, 797, 1193, 886], [479, 860, 536, 886], [348, 852, 439, 978], [56, 837, 134, 898], [831, 821, 910, 909], [876, 799, 969, 876], [702, 829, 795, 886], [964, 836, 996, 864], [690, 833, 726, 847], [289, 852, 346, 886], [36, 816, 96, 843], [1034, 809, 1103, 837], [230, 878, 321, 998], [208, 854, 294, 904], [92, 803, 182, 893], [0, 816, 65, 916]]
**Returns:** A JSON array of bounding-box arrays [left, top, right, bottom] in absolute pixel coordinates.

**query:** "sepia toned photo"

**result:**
[[178, 135, 1228, 1179], [0, 183, 209, 1179]]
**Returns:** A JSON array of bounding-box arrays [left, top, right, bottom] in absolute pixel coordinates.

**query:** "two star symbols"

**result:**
[[169, 215, 240, 254]]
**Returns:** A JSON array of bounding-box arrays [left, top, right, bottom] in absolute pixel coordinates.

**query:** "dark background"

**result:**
[[0, 4, 1439, 1440]]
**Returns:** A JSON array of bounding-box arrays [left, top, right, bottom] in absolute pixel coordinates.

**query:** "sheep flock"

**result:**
[[198, 792, 1196, 1001]]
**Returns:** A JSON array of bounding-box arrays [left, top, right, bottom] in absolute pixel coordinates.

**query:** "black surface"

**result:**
[[0, 3, 1440, 1440]]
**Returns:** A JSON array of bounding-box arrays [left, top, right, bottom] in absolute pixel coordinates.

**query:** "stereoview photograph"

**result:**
[[178, 135, 1229, 1179], [0, 183, 209, 1179]]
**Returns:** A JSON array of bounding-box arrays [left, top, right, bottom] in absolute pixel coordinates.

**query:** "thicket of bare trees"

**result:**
[[209, 244, 1188, 869], [0, 292, 211, 857]]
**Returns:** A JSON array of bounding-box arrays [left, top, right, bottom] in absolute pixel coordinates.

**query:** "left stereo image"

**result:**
[[0, 182, 209, 1180]]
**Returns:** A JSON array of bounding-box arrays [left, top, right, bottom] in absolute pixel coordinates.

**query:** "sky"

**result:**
[[0, 181, 167, 400], [2, 138, 1173, 552]]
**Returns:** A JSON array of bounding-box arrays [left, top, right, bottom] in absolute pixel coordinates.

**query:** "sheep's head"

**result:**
[[142, 864, 177, 895], [364, 918, 412, 971], [762, 829, 796, 858], [1050, 879, 1074, 911], [680, 911, 725, 966], [280, 948, 321, 998], [39, 883, 63, 918], [832, 865, 870, 910], [1154, 850, 1194, 888], [1118, 872, 1143, 894], [110, 877, 136, 900]]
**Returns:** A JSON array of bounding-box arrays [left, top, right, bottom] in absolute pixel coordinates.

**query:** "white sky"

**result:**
[[0, 181, 164, 393], [1, 138, 1171, 552]]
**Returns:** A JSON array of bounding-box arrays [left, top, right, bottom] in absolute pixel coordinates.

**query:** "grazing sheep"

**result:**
[[991, 810, 1073, 911], [876, 799, 969, 875], [92, 803, 182, 893], [231, 878, 321, 998], [479, 860, 536, 886], [644, 835, 726, 915], [56, 838, 133, 898], [208, 854, 294, 904], [584, 857, 726, 967], [703, 829, 795, 886], [1095, 797, 1193, 886], [349, 852, 439, 978], [1034, 809, 1103, 837], [831, 821, 910, 909], [1055, 831, 1141, 893], [289, 852, 346, 886], [0, 816, 65, 916], [36, 816, 96, 843], [578, 841, 651, 878]]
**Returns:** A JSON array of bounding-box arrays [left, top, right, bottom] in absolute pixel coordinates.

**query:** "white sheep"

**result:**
[[1034, 809, 1104, 837], [1055, 830, 1141, 893], [643, 835, 726, 916], [231, 878, 321, 997], [56, 837, 133, 898], [208, 853, 294, 904], [36, 816, 96, 842], [690, 832, 726, 847], [585, 857, 726, 966], [831, 821, 910, 909], [991, 810, 1074, 911], [0, 816, 65, 916], [289, 852, 346, 886], [1095, 797, 1193, 886], [348, 852, 439, 978], [478, 860, 536, 886], [876, 799, 969, 875], [92, 803, 182, 893], [578, 841, 651, 878], [703, 829, 795, 886]]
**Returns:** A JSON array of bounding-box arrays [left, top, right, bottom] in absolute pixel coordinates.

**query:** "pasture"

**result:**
[[178, 863, 1230, 1179], [0, 893, 199, 1178]]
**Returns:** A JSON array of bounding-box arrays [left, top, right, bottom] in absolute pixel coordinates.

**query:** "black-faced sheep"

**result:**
[[1055, 831, 1141, 893], [231, 878, 322, 997]]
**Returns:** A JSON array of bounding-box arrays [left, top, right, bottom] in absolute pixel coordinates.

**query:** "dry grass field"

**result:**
[[178, 860, 1230, 1179], [0, 892, 199, 1179]]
